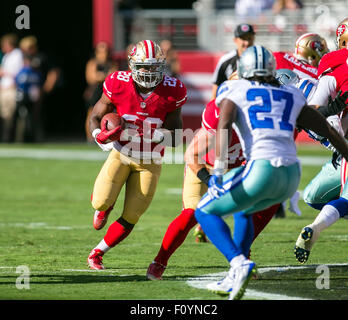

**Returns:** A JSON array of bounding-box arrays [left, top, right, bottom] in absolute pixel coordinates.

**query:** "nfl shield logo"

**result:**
[[140, 102, 146, 108]]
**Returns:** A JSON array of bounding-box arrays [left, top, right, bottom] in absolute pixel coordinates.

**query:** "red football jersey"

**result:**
[[317, 48, 348, 93], [273, 51, 318, 79], [201, 100, 245, 168], [103, 71, 187, 159]]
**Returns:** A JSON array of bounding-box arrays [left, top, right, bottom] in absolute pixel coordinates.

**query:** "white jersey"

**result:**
[[296, 78, 318, 103], [296, 77, 344, 139], [216, 79, 307, 167]]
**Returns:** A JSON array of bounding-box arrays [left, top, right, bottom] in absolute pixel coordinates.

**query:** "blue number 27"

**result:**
[[247, 88, 294, 131]]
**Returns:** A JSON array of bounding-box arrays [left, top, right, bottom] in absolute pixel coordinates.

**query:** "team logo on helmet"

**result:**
[[337, 24, 347, 37], [130, 46, 137, 56]]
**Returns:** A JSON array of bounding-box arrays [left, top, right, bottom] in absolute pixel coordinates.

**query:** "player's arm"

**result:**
[[215, 98, 236, 169], [297, 105, 348, 161], [184, 128, 215, 185], [89, 93, 115, 133], [211, 84, 219, 100], [88, 93, 123, 149]]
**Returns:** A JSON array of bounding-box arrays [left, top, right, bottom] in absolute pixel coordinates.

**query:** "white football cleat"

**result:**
[[294, 225, 320, 264], [228, 259, 256, 300], [206, 274, 234, 295]]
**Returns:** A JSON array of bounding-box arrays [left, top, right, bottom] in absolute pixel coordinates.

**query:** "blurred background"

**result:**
[[0, 0, 347, 143]]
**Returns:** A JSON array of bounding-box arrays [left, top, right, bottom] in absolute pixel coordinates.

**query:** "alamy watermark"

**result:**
[[15, 5, 30, 30], [15, 265, 30, 290], [315, 265, 330, 290]]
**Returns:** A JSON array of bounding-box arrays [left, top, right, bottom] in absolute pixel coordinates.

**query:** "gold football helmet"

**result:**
[[294, 33, 329, 67], [128, 40, 166, 88], [336, 18, 348, 49]]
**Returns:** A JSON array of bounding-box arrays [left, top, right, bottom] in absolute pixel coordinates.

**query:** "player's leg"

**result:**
[[89, 160, 161, 270], [88, 150, 131, 269], [196, 160, 300, 299], [147, 165, 207, 280], [303, 160, 341, 210], [106, 160, 162, 245], [232, 203, 279, 259], [91, 150, 131, 230], [294, 160, 342, 263]]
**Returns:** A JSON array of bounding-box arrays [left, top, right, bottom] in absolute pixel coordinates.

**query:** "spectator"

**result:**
[[160, 39, 180, 78], [19, 36, 61, 142], [211, 23, 255, 99], [14, 54, 42, 142], [235, 0, 275, 21], [0, 33, 23, 142], [83, 42, 118, 143], [273, 0, 303, 14]]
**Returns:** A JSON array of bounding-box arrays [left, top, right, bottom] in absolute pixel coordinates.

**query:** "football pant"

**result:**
[[91, 149, 162, 224]]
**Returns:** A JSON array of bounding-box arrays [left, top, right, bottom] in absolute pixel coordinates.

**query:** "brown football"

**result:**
[[102, 113, 124, 130]]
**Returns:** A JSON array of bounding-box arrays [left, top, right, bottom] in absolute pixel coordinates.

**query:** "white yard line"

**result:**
[[186, 263, 348, 300], [0, 222, 90, 230], [0, 147, 330, 165]]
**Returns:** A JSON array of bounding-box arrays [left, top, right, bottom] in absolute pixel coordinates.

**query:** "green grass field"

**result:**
[[0, 143, 347, 301]]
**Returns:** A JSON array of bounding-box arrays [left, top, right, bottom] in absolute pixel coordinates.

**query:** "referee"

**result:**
[[211, 23, 256, 99]]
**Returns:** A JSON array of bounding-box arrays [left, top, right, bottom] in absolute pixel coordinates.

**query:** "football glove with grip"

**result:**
[[95, 117, 123, 144], [92, 129, 114, 152], [207, 174, 225, 199], [317, 90, 348, 117]]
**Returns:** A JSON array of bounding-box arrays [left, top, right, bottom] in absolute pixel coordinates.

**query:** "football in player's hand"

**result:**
[[102, 113, 125, 130]]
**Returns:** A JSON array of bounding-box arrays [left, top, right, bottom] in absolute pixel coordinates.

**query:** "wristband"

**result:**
[[197, 167, 211, 186], [213, 159, 226, 176], [92, 128, 101, 139]]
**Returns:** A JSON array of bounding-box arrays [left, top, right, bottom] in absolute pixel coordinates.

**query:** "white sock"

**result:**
[[95, 239, 111, 254], [310, 205, 340, 233], [230, 254, 247, 267]]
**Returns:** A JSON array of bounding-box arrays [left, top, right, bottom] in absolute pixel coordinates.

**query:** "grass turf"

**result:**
[[0, 143, 347, 301]]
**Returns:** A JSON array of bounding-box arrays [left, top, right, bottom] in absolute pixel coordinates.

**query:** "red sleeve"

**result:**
[[273, 52, 290, 70], [103, 72, 116, 100], [174, 79, 187, 109], [318, 49, 348, 77], [201, 100, 219, 134]]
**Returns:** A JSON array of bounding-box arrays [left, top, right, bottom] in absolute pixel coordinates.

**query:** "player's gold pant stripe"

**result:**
[[92, 149, 162, 224]]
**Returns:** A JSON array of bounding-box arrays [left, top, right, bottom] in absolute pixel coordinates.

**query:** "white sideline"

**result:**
[[186, 263, 348, 300], [0, 147, 330, 165]]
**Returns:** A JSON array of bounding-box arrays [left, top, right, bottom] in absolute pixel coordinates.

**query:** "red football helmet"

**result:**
[[294, 33, 329, 67], [336, 18, 348, 49], [128, 40, 166, 88]]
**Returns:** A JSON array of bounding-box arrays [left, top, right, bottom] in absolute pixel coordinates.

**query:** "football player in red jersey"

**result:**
[[87, 40, 187, 270], [294, 19, 348, 263], [273, 33, 329, 80], [146, 98, 279, 282], [273, 33, 329, 218]]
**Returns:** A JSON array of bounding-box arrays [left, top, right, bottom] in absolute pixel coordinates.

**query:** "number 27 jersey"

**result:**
[[216, 80, 307, 167]]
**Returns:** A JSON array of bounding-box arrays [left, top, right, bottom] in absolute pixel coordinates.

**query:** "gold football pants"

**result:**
[[91, 149, 162, 224], [182, 165, 208, 210]]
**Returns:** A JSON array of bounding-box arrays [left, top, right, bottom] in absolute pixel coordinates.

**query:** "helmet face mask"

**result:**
[[294, 33, 329, 67], [128, 40, 166, 89], [237, 45, 276, 79], [275, 68, 300, 86], [336, 19, 348, 49]]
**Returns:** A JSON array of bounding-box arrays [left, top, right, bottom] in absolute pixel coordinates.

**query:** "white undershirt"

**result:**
[[0, 48, 23, 89]]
